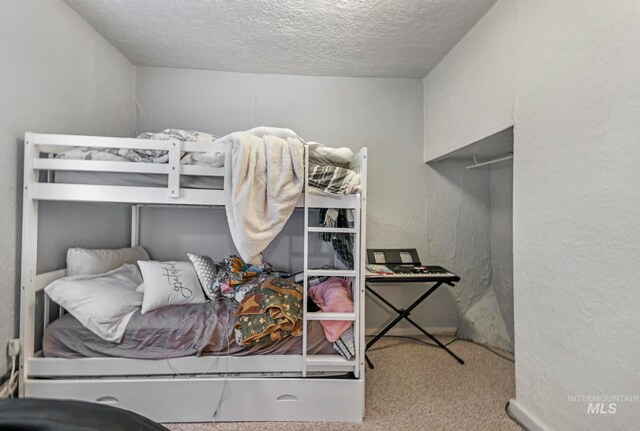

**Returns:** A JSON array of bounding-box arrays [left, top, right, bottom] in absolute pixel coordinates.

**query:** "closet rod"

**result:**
[[465, 153, 513, 170]]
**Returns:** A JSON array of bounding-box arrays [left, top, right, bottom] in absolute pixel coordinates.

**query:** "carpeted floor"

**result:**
[[166, 337, 520, 431]]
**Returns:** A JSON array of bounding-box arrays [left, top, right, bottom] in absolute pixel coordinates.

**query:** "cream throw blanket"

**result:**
[[222, 127, 305, 265]]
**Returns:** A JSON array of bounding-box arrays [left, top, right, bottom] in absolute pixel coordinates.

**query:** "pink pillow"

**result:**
[[308, 277, 354, 342]]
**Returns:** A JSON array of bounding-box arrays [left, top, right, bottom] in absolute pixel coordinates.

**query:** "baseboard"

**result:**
[[365, 326, 457, 337], [507, 399, 549, 431]]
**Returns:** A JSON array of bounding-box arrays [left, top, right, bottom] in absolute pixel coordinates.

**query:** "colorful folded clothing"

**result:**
[[234, 276, 303, 346]]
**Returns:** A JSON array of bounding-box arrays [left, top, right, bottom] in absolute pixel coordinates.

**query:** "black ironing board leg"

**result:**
[[365, 354, 374, 369], [365, 281, 464, 367]]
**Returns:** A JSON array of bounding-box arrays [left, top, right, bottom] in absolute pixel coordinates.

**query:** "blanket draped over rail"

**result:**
[[221, 127, 305, 265], [234, 276, 304, 346]]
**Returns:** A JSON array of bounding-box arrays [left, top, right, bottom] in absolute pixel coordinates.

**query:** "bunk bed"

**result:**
[[19, 132, 368, 423]]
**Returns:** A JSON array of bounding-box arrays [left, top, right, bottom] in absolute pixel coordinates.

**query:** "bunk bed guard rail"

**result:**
[[27, 133, 228, 203]]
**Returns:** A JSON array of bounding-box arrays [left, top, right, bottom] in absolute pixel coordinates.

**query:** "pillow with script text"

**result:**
[[137, 261, 206, 314]]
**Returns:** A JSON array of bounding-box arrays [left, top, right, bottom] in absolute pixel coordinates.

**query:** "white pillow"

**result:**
[[66, 246, 150, 276], [138, 261, 206, 314], [44, 264, 143, 342]]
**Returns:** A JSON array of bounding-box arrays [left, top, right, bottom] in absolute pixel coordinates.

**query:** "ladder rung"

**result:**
[[306, 269, 356, 277], [305, 193, 359, 209], [306, 312, 356, 321], [307, 227, 356, 234], [306, 354, 356, 366]]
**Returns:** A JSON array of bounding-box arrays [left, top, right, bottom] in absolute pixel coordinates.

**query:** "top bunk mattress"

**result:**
[[43, 298, 336, 359], [48, 138, 361, 195]]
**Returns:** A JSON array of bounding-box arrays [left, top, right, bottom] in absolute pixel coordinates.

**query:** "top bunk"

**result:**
[[24, 132, 367, 209]]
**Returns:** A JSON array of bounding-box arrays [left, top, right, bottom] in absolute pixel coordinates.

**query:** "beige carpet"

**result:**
[[166, 337, 520, 431]]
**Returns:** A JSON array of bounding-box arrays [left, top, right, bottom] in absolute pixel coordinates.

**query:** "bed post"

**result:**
[[131, 205, 140, 247], [19, 132, 39, 397], [301, 144, 310, 377], [357, 148, 367, 416]]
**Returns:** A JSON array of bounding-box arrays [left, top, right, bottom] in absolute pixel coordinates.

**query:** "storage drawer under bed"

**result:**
[[24, 377, 364, 423]]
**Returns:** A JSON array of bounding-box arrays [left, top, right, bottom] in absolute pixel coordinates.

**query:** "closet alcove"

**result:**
[[425, 127, 514, 352]]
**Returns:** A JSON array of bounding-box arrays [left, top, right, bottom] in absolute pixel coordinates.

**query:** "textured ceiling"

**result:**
[[64, 0, 497, 78]]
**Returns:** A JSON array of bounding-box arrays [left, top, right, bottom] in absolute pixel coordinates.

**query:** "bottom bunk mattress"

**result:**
[[43, 298, 336, 359]]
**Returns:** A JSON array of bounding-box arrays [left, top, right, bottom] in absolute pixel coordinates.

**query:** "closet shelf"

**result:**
[[306, 312, 356, 321]]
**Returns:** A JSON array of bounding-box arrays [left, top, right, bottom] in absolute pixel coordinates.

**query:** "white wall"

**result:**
[[135, 67, 457, 333], [0, 0, 135, 374], [425, 0, 640, 429], [513, 1, 640, 429], [423, 0, 516, 161], [489, 163, 513, 349]]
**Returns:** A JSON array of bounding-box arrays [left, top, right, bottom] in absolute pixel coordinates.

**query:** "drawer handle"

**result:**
[[96, 396, 119, 405], [277, 394, 298, 401]]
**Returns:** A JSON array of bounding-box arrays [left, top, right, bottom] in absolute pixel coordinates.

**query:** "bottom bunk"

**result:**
[[24, 263, 364, 422], [26, 309, 364, 422]]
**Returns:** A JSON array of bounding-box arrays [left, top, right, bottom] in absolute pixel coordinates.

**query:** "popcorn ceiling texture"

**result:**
[[64, 0, 497, 78]]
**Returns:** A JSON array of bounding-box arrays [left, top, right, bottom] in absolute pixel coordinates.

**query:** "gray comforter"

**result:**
[[43, 298, 335, 359]]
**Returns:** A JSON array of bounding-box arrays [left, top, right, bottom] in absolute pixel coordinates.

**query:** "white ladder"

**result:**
[[301, 146, 364, 378]]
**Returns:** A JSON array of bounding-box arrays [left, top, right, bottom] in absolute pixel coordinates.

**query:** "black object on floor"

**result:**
[[0, 398, 168, 431], [364, 249, 464, 368]]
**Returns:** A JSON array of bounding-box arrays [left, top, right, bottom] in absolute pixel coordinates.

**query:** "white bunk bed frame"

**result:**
[[19, 132, 367, 423]]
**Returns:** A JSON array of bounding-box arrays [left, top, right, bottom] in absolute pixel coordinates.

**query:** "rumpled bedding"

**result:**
[[43, 299, 335, 359], [307, 142, 353, 167], [234, 276, 304, 346], [136, 129, 223, 165], [54, 128, 360, 197], [55, 129, 225, 166], [308, 164, 361, 197]]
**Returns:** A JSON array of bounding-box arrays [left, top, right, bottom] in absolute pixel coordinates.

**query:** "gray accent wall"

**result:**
[[135, 67, 457, 334], [0, 0, 135, 375]]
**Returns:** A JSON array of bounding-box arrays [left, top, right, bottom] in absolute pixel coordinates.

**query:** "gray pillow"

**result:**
[[187, 253, 219, 300], [66, 246, 150, 276]]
